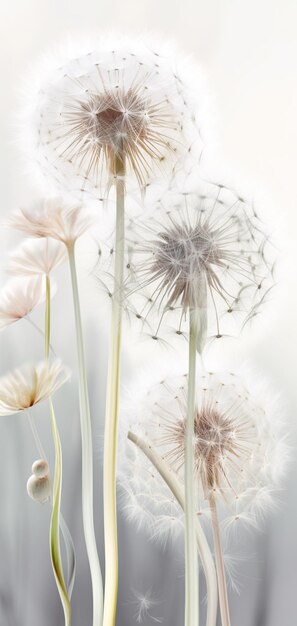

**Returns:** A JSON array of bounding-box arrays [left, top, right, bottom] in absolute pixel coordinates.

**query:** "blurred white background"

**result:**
[[0, 1, 296, 625]]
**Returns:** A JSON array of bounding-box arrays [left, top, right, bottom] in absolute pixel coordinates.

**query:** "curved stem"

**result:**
[[185, 309, 199, 626], [26, 408, 73, 618], [209, 494, 231, 626], [59, 513, 76, 598], [103, 159, 125, 626], [45, 275, 72, 624], [128, 431, 218, 626], [49, 399, 71, 626], [68, 244, 103, 626]]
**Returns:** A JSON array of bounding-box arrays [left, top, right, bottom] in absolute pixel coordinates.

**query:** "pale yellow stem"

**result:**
[[103, 157, 125, 626]]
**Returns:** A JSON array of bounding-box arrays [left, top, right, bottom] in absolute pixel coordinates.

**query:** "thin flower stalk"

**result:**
[[6, 198, 101, 623], [44, 272, 73, 624], [128, 430, 218, 626], [184, 310, 200, 626], [68, 243, 103, 626], [26, 400, 76, 626], [49, 398, 72, 626], [103, 155, 125, 626], [209, 493, 231, 626], [45, 274, 51, 360]]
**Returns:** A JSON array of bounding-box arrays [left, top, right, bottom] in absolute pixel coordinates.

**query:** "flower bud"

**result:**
[[31, 458, 49, 478], [27, 459, 51, 503]]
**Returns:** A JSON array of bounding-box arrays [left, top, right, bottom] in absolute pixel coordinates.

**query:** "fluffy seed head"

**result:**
[[118, 369, 288, 542], [25, 38, 203, 201], [0, 359, 69, 415], [101, 181, 275, 346]]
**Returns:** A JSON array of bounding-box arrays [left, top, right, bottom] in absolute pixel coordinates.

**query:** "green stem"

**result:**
[[45, 274, 51, 361], [45, 275, 72, 623], [128, 431, 218, 626], [185, 309, 199, 626], [49, 399, 72, 626], [209, 494, 231, 626], [26, 410, 72, 623], [103, 158, 125, 626], [68, 244, 103, 626]]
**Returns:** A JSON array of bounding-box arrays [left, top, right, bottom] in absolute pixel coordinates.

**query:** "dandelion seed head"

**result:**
[[98, 180, 275, 347], [119, 367, 288, 543], [23, 37, 205, 203]]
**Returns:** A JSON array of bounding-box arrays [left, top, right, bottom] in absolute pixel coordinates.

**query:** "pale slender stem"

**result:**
[[185, 309, 199, 626], [128, 431, 218, 626], [45, 276, 72, 624], [103, 160, 125, 626], [26, 316, 57, 357], [49, 398, 71, 626], [45, 274, 51, 361], [68, 244, 103, 626], [59, 514, 76, 598], [209, 494, 231, 626], [26, 410, 47, 461], [27, 408, 76, 600]]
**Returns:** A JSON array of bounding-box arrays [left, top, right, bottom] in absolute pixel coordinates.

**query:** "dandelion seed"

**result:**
[[131, 589, 162, 624]]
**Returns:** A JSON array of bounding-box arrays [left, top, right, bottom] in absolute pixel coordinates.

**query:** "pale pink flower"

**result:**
[[0, 359, 69, 416], [7, 237, 66, 277], [6, 197, 95, 248], [0, 276, 44, 330]]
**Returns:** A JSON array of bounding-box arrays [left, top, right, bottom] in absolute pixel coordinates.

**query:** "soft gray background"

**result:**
[[0, 1, 296, 625]]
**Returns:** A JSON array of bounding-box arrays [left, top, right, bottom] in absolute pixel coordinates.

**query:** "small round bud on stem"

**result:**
[[31, 458, 49, 478], [27, 459, 51, 503]]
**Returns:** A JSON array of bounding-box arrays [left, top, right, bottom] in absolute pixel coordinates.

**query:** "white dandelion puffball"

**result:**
[[98, 180, 275, 348], [25, 37, 205, 204], [118, 369, 288, 543]]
